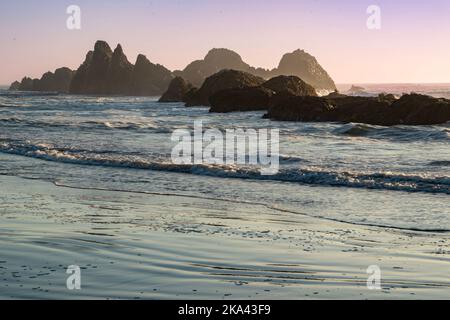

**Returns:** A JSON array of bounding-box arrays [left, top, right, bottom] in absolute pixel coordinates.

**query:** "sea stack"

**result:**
[[106, 44, 134, 95], [176, 48, 335, 92], [177, 48, 258, 87], [70, 41, 113, 94], [273, 49, 336, 92], [10, 68, 74, 93], [209, 75, 318, 113], [159, 77, 195, 103], [129, 54, 173, 96], [185, 69, 266, 107]]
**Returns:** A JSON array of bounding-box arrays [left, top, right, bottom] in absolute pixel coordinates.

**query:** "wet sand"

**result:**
[[1, 175, 450, 299]]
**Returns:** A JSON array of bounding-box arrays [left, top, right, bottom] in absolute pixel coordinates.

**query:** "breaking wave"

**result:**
[[0, 140, 448, 194], [334, 122, 450, 141]]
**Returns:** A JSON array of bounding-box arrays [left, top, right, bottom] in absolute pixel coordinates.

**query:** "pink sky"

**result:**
[[1, 0, 450, 85]]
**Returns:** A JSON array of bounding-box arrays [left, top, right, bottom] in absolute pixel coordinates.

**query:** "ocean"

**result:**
[[0, 84, 449, 299]]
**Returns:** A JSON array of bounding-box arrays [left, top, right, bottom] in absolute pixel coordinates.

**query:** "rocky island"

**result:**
[[159, 68, 450, 125], [175, 48, 336, 92], [9, 41, 337, 95], [7, 40, 450, 126]]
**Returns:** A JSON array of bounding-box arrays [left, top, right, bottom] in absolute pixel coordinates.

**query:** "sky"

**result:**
[[1, 0, 450, 85]]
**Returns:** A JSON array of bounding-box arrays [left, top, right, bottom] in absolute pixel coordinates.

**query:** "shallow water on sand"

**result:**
[[1, 175, 450, 299]]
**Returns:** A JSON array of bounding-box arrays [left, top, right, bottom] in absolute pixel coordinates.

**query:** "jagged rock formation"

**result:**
[[10, 42, 335, 96], [36, 67, 74, 92], [185, 69, 266, 107], [83, 40, 113, 93], [106, 44, 133, 94], [264, 93, 450, 126], [272, 49, 336, 91], [129, 54, 173, 96], [159, 77, 195, 102], [70, 41, 114, 94], [19, 77, 35, 91], [177, 48, 336, 92], [11, 40, 173, 96], [9, 81, 21, 91], [70, 41, 173, 95], [176, 48, 259, 87], [209, 75, 318, 113], [10, 68, 74, 92], [69, 51, 93, 94]]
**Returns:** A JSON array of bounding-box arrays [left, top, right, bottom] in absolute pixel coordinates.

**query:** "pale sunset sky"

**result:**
[[1, 0, 449, 85]]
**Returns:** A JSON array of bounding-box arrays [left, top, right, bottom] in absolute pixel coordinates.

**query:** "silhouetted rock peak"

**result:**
[[9, 81, 21, 91], [10, 41, 336, 96], [114, 44, 124, 54], [159, 77, 195, 103], [274, 49, 336, 91], [204, 48, 247, 66], [129, 54, 173, 96], [111, 44, 132, 68], [107, 44, 133, 94], [94, 40, 113, 56], [179, 48, 335, 91], [180, 48, 252, 87], [135, 54, 148, 66], [68, 41, 173, 95]]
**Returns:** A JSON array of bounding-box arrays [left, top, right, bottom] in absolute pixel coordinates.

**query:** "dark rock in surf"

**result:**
[[262, 75, 317, 96], [185, 69, 266, 107], [159, 76, 195, 102], [264, 92, 450, 126], [264, 93, 336, 121], [208, 75, 318, 113], [209, 86, 275, 113], [385, 93, 450, 125]]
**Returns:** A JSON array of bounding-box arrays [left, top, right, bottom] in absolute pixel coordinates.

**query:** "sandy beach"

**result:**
[[1, 174, 449, 299]]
